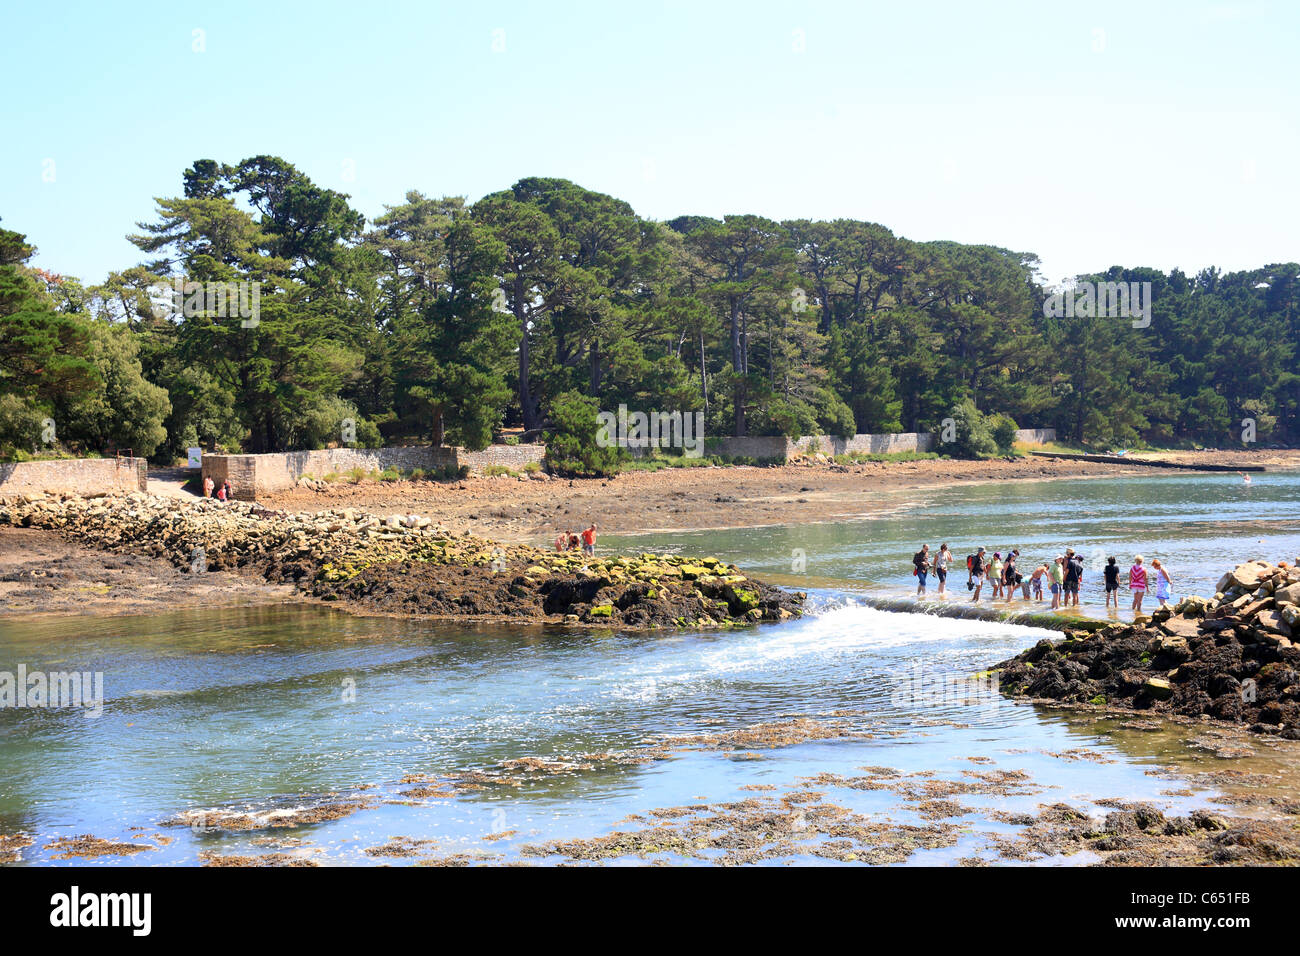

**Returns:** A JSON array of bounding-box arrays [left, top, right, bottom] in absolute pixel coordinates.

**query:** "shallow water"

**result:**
[[2, 471, 1298, 865]]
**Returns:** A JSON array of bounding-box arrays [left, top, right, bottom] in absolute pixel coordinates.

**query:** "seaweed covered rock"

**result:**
[[994, 559, 1300, 736], [0, 492, 803, 630]]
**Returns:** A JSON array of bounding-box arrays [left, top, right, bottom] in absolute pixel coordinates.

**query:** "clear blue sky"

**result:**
[[2, 0, 1296, 286]]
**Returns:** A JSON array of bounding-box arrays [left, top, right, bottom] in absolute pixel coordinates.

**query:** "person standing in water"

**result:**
[[1049, 556, 1064, 609], [989, 552, 1004, 599], [1129, 555, 1148, 613], [1103, 556, 1120, 610], [913, 544, 931, 597], [968, 547, 988, 602], [1152, 558, 1173, 608], [1062, 551, 1080, 607], [581, 523, 597, 556], [935, 543, 952, 596], [1002, 550, 1019, 604]]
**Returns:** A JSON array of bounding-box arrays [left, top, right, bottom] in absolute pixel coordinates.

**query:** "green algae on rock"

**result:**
[[0, 491, 803, 630]]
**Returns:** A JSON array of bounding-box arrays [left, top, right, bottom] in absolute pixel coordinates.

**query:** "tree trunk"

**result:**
[[730, 298, 746, 436], [699, 327, 709, 413], [515, 276, 539, 431]]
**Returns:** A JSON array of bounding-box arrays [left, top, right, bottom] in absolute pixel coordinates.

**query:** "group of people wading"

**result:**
[[911, 544, 1175, 613]]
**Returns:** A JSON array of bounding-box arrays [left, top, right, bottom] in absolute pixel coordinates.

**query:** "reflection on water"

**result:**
[[1, 472, 1298, 865]]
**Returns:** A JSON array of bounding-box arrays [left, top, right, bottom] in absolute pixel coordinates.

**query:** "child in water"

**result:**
[[1030, 564, 1046, 602], [1152, 558, 1173, 608], [1103, 556, 1120, 610], [1129, 555, 1148, 613]]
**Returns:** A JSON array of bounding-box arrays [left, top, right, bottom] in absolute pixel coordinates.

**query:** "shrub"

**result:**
[[947, 400, 999, 459], [544, 391, 623, 477], [989, 413, 1020, 454]]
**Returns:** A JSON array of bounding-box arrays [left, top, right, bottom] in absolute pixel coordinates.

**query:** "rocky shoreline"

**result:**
[[996, 559, 1300, 737], [0, 492, 803, 629]]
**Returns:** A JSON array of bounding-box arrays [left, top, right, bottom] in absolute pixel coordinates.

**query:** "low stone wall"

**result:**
[[705, 428, 1054, 462], [459, 444, 546, 473], [0, 457, 148, 496], [202, 446, 457, 500], [703, 436, 791, 461], [789, 433, 935, 457], [1014, 428, 1056, 445]]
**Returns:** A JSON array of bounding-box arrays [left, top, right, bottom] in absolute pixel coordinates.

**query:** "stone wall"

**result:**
[[459, 444, 547, 472], [703, 428, 1054, 462], [703, 436, 791, 461], [789, 433, 936, 457], [202, 446, 458, 500], [1013, 428, 1056, 445], [0, 457, 148, 497]]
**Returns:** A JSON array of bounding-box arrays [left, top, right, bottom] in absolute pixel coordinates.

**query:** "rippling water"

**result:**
[[2, 471, 1298, 865]]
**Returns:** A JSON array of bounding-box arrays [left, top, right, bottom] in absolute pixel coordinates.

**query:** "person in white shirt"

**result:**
[[935, 543, 952, 596]]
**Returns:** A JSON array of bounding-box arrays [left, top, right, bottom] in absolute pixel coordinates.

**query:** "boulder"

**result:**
[[1229, 561, 1274, 590], [1142, 677, 1173, 700]]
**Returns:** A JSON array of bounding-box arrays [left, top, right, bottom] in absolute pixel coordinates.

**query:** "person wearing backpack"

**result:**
[[967, 548, 987, 602], [913, 544, 931, 597]]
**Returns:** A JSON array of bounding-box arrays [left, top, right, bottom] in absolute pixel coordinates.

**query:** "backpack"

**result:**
[[966, 554, 977, 571]]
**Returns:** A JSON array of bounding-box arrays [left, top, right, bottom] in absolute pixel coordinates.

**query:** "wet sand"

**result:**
[[0, 526, 295, 618]]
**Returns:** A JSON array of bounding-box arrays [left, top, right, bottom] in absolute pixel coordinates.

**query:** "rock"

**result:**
[[1229, 561, 1274, 590], [1275, 582, 1300, 605], [1256, 609, 1292, 637], [1159, 616, 1201, 639], [1142, 677, 1173, 700]]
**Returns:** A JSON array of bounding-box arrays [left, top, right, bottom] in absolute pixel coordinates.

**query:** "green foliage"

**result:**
[[0, 392, 46, 457], [5, 166, 1296, 465], [947, 400, 999, 459], [988, 413, 1019, 454], [55, 320, 171, 457], [544, 390, 623, 477]]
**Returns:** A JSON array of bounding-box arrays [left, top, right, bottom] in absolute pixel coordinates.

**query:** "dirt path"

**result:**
[[258, 450, 1300, 545]]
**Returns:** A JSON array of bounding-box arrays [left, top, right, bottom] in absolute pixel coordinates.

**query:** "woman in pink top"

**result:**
[[1129, 555, 1148, 613]]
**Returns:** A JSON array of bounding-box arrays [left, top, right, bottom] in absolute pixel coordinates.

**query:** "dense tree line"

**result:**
[[2, 156, 1296, 462]]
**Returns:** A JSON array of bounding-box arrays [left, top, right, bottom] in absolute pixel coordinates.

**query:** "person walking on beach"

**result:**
[[1103, 556, 1120, 610], [1049, 556, 1064, 609], [581, 523, 597, 557], [989, 552, 1004, 599], [913, 544, 931, 597], [1152, 558, 1173, 609], [935, 543, 952, 596], [1129, 555, 1148, 613], [967, 548, 987, 602]]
